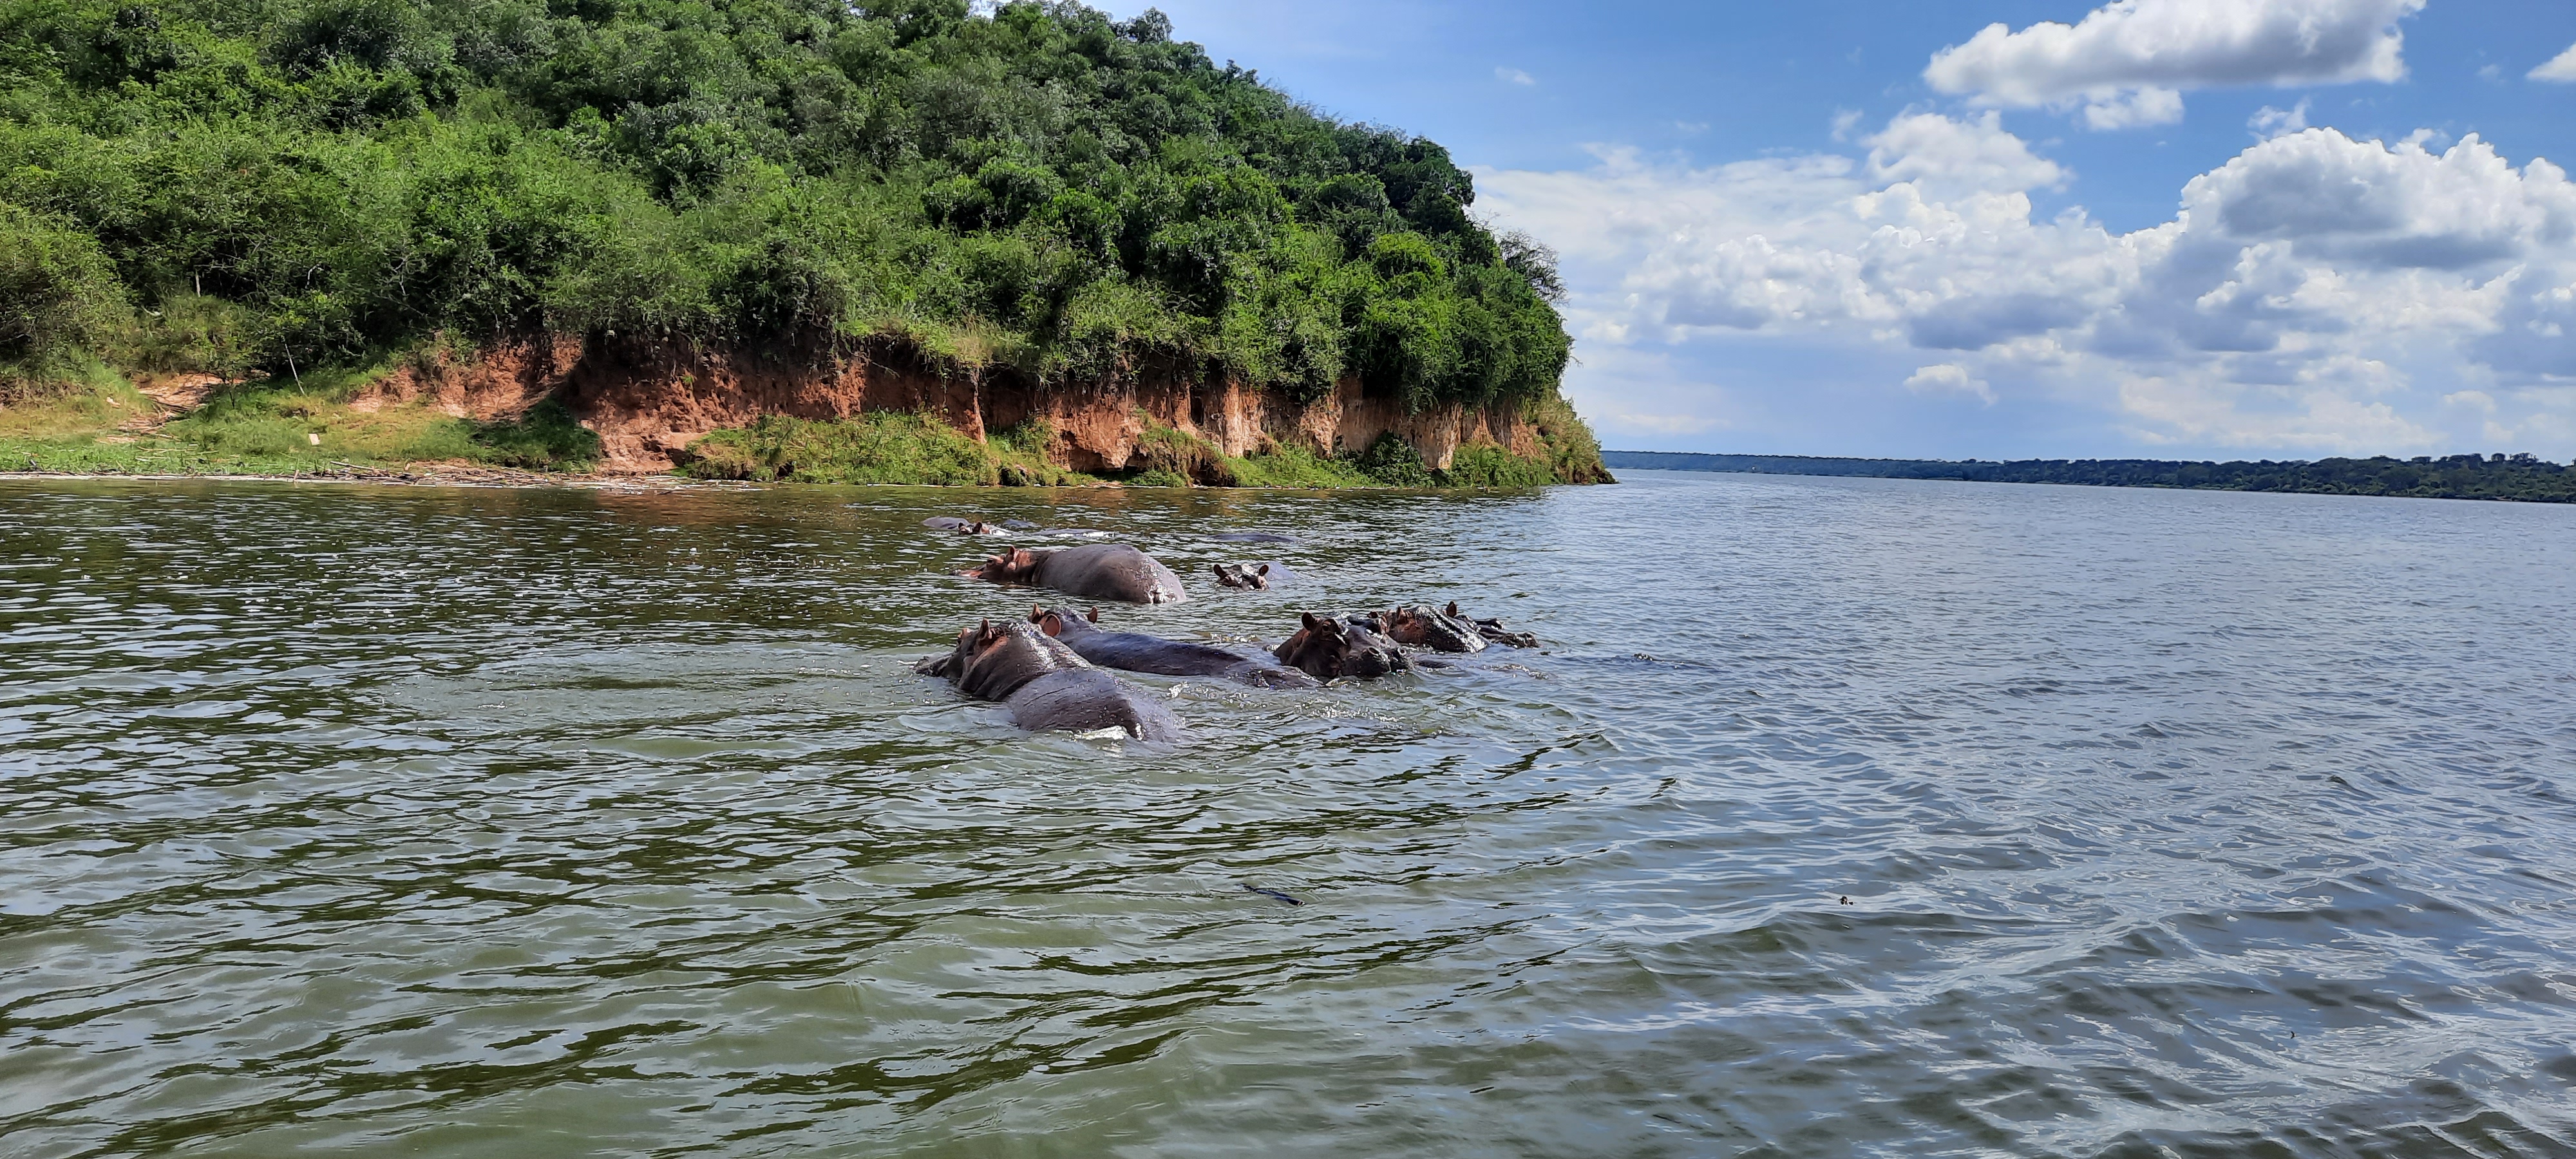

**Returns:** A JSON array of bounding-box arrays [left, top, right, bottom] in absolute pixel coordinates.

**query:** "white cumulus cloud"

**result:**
[[1906, 364, 1997, 404], [2533, 42, 2576, 82], [1475, 114, 2576, 455], [1924, 0, 2423, 130], [1495, 66, 1535, 86], [1866, 109, 2069, 193]]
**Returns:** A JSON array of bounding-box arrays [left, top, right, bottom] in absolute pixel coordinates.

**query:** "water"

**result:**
[[4, 469, 2574, 1158]]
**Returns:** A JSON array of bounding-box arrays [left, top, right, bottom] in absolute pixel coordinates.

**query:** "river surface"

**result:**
[[3, 469, 2574, 1158]]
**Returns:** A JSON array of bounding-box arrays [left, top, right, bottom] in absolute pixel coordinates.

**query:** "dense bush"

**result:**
[[0, 203, 127, 391], [0, 0, 1572, 410]]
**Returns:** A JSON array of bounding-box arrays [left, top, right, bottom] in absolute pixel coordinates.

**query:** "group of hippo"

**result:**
[[909, 520, 1539, 742]]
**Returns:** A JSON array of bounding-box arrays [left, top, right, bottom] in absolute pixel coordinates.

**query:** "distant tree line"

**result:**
[[1600, 451, 2576, 504]]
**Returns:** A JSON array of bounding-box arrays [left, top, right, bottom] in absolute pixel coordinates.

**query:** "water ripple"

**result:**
[[2, 474, 2573, 1156]]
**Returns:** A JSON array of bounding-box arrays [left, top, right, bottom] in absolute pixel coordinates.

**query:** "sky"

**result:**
[[1109, 0, 2576, 461]]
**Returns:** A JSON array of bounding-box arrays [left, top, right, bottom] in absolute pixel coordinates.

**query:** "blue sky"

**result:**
[[1115, 1, 2576, 460]]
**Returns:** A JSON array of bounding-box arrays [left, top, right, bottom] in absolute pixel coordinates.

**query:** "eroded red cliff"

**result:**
[[365, 336, 1568, 477]]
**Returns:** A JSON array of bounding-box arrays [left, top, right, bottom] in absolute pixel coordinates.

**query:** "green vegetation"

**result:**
[[1221, 442, 1372, 488], [1440, 442, 1555, 488], [677, 411, 999, 484], [1342, 431, 1432, 487], [1603, 450, 2576, 504], [0, 371, 600, 473], [0, 0, 1576, 424]]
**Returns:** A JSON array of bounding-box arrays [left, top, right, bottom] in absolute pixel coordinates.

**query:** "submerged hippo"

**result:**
[[915, 620, 1182, 741], [1379, 604, 1488, 653], [923, 516, 1001, 534], [1032, 607, 1318, 689], [963, 544, 1187, 604], [1448, 601, 1539, 648], [1213, 561, 1294, 589], [1274, 612, 1412, 681]]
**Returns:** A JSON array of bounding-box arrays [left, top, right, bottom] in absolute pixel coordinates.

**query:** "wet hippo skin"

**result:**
[[916, 620, 1182, 741], [1032, 607, 1318, 689], [1274, 612, 1412, 681], [963, 544, 1188, 603]]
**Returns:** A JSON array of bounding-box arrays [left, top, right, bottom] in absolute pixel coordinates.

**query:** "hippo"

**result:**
[[1213, 561, 1295, 589], [914, 620, 1182, 741], [1448, 601, 1539, 648], [1273, 612, 1412, 681], [963, 544, 1188, 604], [1379, 604, 1488, 654], [924, 516, 1001, 534], [1032, 607, 1318, 689]]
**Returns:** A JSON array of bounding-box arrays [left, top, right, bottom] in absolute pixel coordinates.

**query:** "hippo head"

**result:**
[[1274, 612, 1409, 681], [933, 618, 1084, 701], [1383, 604, 1484, 653], [1028, 605, 1098, 639], [1213, 562, 1273, 590], [964, 521, 1001, 536], [965, 547, 1045, 584]]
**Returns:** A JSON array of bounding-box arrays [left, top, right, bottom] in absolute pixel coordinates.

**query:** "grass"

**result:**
[[1439, 442, 1557, 488], [0, 362, 602, 476], [677, 411, 1006, 485], [1222, 443, 1377, 488]]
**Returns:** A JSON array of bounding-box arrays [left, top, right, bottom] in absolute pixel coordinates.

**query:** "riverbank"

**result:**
[[1, 370, 1605, 491]]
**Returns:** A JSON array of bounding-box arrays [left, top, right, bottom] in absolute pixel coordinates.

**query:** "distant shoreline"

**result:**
[[1602, 450, 2576, 504]]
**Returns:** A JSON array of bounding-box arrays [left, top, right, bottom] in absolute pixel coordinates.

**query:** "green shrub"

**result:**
[[471, 395, 601, 470], [677, 412, 998, 485], [117, 293, 269, 379], [1225, 442, 1376, 488], [1124, 467, 1188, 488], [0, 203, 129, 396], [1127, 417, 1234, 485], [1438, 442, 1555, 488], [1344, 431, 1432, 487]]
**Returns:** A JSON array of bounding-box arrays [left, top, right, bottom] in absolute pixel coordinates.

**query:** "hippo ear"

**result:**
[[1029, 605, 1045, 621], [1446, 601, 1460, 617], [1085, 607, 1100, 622], [1302, 612, 1323, 630], [1256, 563, 1271, 576]]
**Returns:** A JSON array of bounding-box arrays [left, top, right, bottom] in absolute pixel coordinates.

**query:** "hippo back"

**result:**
[[1033, 543, 1188, 604], [1037, 607, 1318, 688], [1007, 668, 1182, 741], [953, 623, 1089, 702]]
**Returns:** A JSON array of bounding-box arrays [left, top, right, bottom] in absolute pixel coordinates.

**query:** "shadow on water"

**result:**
[[1, 473, 2573, 1157]]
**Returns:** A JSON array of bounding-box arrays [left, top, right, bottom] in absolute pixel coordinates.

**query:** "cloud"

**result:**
[[1495, 66, 1535, 86], [2079, 86, 2183, 129], [1925, 0, 2423, 129], [1906, 364, 1997, 404], [2533, 42, 2576, 82], [1864, 110, 2067, 194], [1474, 115, 2576, 455], [2248, 99, 2309, 138]]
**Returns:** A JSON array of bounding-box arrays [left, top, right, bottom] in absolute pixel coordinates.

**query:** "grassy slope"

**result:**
[[0, 364, 598, 476]]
